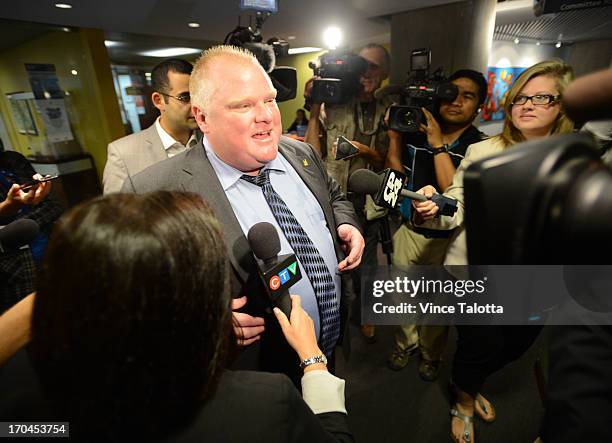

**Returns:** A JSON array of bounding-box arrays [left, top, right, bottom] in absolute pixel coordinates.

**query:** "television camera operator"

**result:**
[[304, 43, 394, 342], [384, 66, 488, 378]]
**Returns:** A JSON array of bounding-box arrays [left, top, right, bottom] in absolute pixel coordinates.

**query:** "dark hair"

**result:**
[[30, 192, 232, 441], [448, 69, 488, 106], [151, 58, 193, 94]]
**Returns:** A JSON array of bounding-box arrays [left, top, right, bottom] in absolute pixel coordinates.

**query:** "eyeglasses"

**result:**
[[158, 92, 191, 104], [512, 94, 560, 106]]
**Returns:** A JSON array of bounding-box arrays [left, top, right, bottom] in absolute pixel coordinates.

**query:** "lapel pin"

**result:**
[[303, 159, 309, 167]]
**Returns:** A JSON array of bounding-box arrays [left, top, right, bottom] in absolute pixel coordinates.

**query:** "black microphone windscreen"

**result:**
[[247, 222, 281, 262], [348, 169, 382, 195], [374, 84, 402, 100], [244, 42, 276, 73], [0, 218, 39, 251]]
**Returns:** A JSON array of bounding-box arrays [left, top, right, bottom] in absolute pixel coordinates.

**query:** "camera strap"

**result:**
[[356, 101, 379, 137]]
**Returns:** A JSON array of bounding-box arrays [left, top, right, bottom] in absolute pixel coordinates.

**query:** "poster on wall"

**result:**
[[481, 67, 526, 122], [34, 99, 75, 143], [6, 93, 38, 135], [25, 63, 64, 100]]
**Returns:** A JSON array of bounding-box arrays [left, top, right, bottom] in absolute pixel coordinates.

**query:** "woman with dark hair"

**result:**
[[24, 191, 351, 442], [413, 60, 575, 443]]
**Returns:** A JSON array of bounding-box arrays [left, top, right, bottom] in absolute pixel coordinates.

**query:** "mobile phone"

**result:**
[[335, 136, 360, 161], [20, 174, 59, 191]]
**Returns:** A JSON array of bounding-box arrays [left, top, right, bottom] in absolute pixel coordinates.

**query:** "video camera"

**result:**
[[308, 49, 368, 105], [224, 2, 296, 102], [387, 49, 458, 132]]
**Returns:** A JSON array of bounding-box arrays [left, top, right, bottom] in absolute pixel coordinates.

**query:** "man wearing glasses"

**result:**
[[103, 58, 200, 194]]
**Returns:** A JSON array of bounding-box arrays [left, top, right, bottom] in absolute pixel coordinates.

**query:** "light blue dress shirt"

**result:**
[[204, 136, 341, 338]]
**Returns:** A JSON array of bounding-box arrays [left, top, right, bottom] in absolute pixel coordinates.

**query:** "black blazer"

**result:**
[[167, 370, 353, 443], [123, 137, 360, 379]]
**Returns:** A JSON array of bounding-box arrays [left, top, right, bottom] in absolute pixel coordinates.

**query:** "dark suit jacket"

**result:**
[[122, 137, 360, 378], [167, 371, 353, 443]]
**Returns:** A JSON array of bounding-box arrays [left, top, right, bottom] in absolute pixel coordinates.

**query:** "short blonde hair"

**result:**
[[498, 59, 575, 148], [190, 45, 261, 113]]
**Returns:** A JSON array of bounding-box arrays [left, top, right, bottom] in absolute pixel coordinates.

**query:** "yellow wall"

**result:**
[[0, 27, 124, 181]]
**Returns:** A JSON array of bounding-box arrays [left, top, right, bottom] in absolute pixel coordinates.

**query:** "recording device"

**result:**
[[308, 49, 369, 104], [382, 49, 458, 132], [335, 136, 360, 161], [247, 222, 303, 317], [0, 218, 39, 253], [20, 174, 59, 191], [224, 6, 296, 102], [348, 168, 458, 216]]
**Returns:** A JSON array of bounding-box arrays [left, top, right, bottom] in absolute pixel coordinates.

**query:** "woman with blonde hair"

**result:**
[[413, 59, 575, 443]]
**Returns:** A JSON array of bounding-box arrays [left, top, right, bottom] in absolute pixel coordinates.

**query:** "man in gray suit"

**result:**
[[122, 45, 364, 381], [103, 59, 200, 194]]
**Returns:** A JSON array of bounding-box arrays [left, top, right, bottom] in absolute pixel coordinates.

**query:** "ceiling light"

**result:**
[[54, 3, 72, 9], [140, 47, 202, 57], [536, 41, 541, 46], [323, 27, 342, 50], [514, 37, 520, 44], [104, 40, 121, 47], [288, 47, 322, 55], [555, 41, 562, 48], [188, 22, 200, 28], [145, 72, 152, 78], [70, 69, 78, 75], [61, 27, 71, 32], [287, 36, 296, 40]]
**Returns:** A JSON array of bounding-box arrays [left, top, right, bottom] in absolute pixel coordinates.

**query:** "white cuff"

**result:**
[[301, 370, 347, 414]]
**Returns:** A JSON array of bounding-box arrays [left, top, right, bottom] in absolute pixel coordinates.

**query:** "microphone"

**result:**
[[247, 222, 302, 317], [373, 84, 402, 100], [0, 218, 39, 253], [348, 168, 458, 216], [335, 136, 360, 161]]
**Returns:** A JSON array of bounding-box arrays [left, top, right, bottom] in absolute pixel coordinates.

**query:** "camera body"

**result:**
[[388, 49, 457, 132], [309, 49, 368, 104]]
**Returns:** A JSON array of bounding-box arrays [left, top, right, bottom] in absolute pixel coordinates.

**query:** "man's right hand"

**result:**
[[231, 296, 265, 346], [303, 76, 319, 100], [413, 185, 440, 221]]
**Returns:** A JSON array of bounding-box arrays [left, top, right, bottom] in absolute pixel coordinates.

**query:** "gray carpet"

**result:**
[[335, 324, 545, 443]]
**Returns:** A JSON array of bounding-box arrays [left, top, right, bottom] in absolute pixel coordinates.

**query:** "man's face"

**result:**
[[155, 71, 198, 132], [193, 59, 281, 173], [358, 47, 388, 94], [438, 77, 481, 127]]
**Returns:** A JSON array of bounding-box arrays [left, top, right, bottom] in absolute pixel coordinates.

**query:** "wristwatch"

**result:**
[[299, 354, 328, 369], [428, 144, 449, 155]]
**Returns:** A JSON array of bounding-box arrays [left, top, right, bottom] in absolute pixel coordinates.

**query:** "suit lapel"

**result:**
[[179, 144, 252, 283], [142, 124, 168, 164], [279, 142, 336, 237]]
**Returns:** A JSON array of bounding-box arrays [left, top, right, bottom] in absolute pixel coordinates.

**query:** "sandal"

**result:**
[[475, 393, 496, 423], [451, 407, 474, 443]]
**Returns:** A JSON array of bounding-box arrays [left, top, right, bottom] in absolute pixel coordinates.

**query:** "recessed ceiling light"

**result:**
[[188, 22, 200, 28], [555, 41, 562, 48], [61, 27, 71, 32], [288, 47, 322, 55], [536, 41, 541, 46], [104, 40, 121, 47], [287, 36, 296, 40], [54, 3, 73, 9], [140, 47, 202, 57], [70, 69, 78, 75], [514, 37, 520, 44]]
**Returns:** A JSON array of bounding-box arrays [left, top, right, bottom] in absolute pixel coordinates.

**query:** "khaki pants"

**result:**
[[392, 223, 451, 361]]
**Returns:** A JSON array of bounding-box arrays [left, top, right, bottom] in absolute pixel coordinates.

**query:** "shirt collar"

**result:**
[[203, 135, 285, 191], [155, 117, 197, 151]]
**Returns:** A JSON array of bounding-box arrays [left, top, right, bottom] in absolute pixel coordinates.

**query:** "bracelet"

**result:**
[[299, 354, 328, 369], [428, 144, 449, 155]]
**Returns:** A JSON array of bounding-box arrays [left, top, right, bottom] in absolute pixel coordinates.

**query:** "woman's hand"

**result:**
[[273, 295, 324, 364]]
